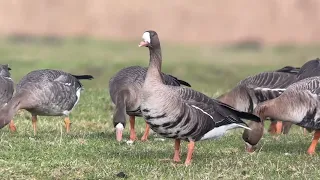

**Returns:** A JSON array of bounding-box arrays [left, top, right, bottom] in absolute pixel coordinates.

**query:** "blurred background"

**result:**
[[0, 0, 320, 94]]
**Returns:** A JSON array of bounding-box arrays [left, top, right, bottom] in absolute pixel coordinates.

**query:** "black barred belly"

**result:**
[[296, 118, 320, 129], [296, 109, 320, 129], [143, 107, 212, 141]]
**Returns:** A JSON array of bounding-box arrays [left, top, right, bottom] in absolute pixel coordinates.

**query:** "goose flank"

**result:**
[[0, 69, 93, 135], [138, 30, 261, 165], [109, 66, 191, 142]]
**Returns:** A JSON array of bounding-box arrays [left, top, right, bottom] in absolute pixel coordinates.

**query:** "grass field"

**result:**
[[0, 37, 320, 179]]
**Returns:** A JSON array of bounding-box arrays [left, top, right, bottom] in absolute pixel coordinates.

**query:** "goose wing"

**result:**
[[53, 74, 83, 91], [274, 66, 300, 74], [288, 76, 320, 95], [239, 71, 296, 89], [176, 87, 261, 125], [162, 74, 191, 87]]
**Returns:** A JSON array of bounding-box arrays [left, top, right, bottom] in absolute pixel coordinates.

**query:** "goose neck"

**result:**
[[145, 47, 163, 85]]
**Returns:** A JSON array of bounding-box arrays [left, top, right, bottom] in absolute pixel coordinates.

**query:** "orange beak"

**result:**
[[116, 128, 123, 142], [139, 41, 149, 47], [245, 142, 255, 153]]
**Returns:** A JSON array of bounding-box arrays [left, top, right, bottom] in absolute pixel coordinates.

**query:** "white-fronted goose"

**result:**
[[0, 64, 15, 131], [138, 30, 261, 165], [243, 58, 320, 152], [109, 66, 191, 142], [243, 76, 320, 154], [218, 66, 299, 135], [0, 69, 93, 135]]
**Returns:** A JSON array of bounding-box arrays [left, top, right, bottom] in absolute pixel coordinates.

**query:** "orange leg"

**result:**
[[185, 141, 195, 166], [275, 121, 283, 134], [129, 116, 137, 141], [64, 117, 71, 133], [173, 139, 181, 162], [141, 123, 150, 141], [307, 130, 320, 155], [268, 121, 282, 135], [8, 120, 16, 132], [268, 121, 277, 134], [32, 115, 37, 136]]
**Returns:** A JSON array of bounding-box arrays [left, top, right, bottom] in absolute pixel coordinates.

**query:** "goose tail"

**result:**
[[215, 99, 261, 122], [275, 66, 300, 74], [72, 75, 94, 80], [234, 111, 261, 122], [166, 75, 191, 87], [177, 79, 191, 87]]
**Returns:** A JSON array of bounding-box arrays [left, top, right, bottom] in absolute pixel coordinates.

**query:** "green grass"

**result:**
[[0, 37, 320, 179]]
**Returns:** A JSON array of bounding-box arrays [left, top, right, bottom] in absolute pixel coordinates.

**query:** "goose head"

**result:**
[[138, 30, 160, 49], [0, 64, 11, 77], [242, 121, 264, 152]]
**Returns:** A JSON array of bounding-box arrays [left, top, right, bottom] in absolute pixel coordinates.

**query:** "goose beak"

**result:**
[[138, 41, 149, 47], [115, 123, 124, 142], [116, 128, 123, 141], [8, 67, 11, 71], [245, 142, 255, 152]]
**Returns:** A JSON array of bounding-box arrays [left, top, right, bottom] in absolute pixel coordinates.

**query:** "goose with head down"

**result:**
[[218, 65, 300, 135], [138, 30, 261, 165], [109, 66, 191, 142], [244, 76, 320, 154], [0, 69, 93, 135], [0, 64, 15, 131], [243, 58, 320, 152]]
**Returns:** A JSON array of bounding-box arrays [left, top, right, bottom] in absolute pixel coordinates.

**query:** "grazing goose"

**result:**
[[138, 30, 261, 165], [0, 64, 15, 131], [109, 66, 191, 142], [243, 76, 320, 154], [243, 58, 320, 151], [218, 66, 299, 135], [0, 69, 93, 135]]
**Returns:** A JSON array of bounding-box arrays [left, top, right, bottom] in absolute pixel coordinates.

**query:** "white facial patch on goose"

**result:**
[[115, 123, 124, 130], [142, 32, 151, 43], [200, 123, 251, 140], [191, 105, 213, 119]]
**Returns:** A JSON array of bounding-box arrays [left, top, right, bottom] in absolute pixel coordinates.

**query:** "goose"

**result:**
[[0, 64, 15, 132], [0, 69, 93, 135], [109, 66, 191, 142], [243, 58, 320, 152], [217, 66, 300, 135], [243, 76, 320, 154], [138, 30, 261, 165]]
